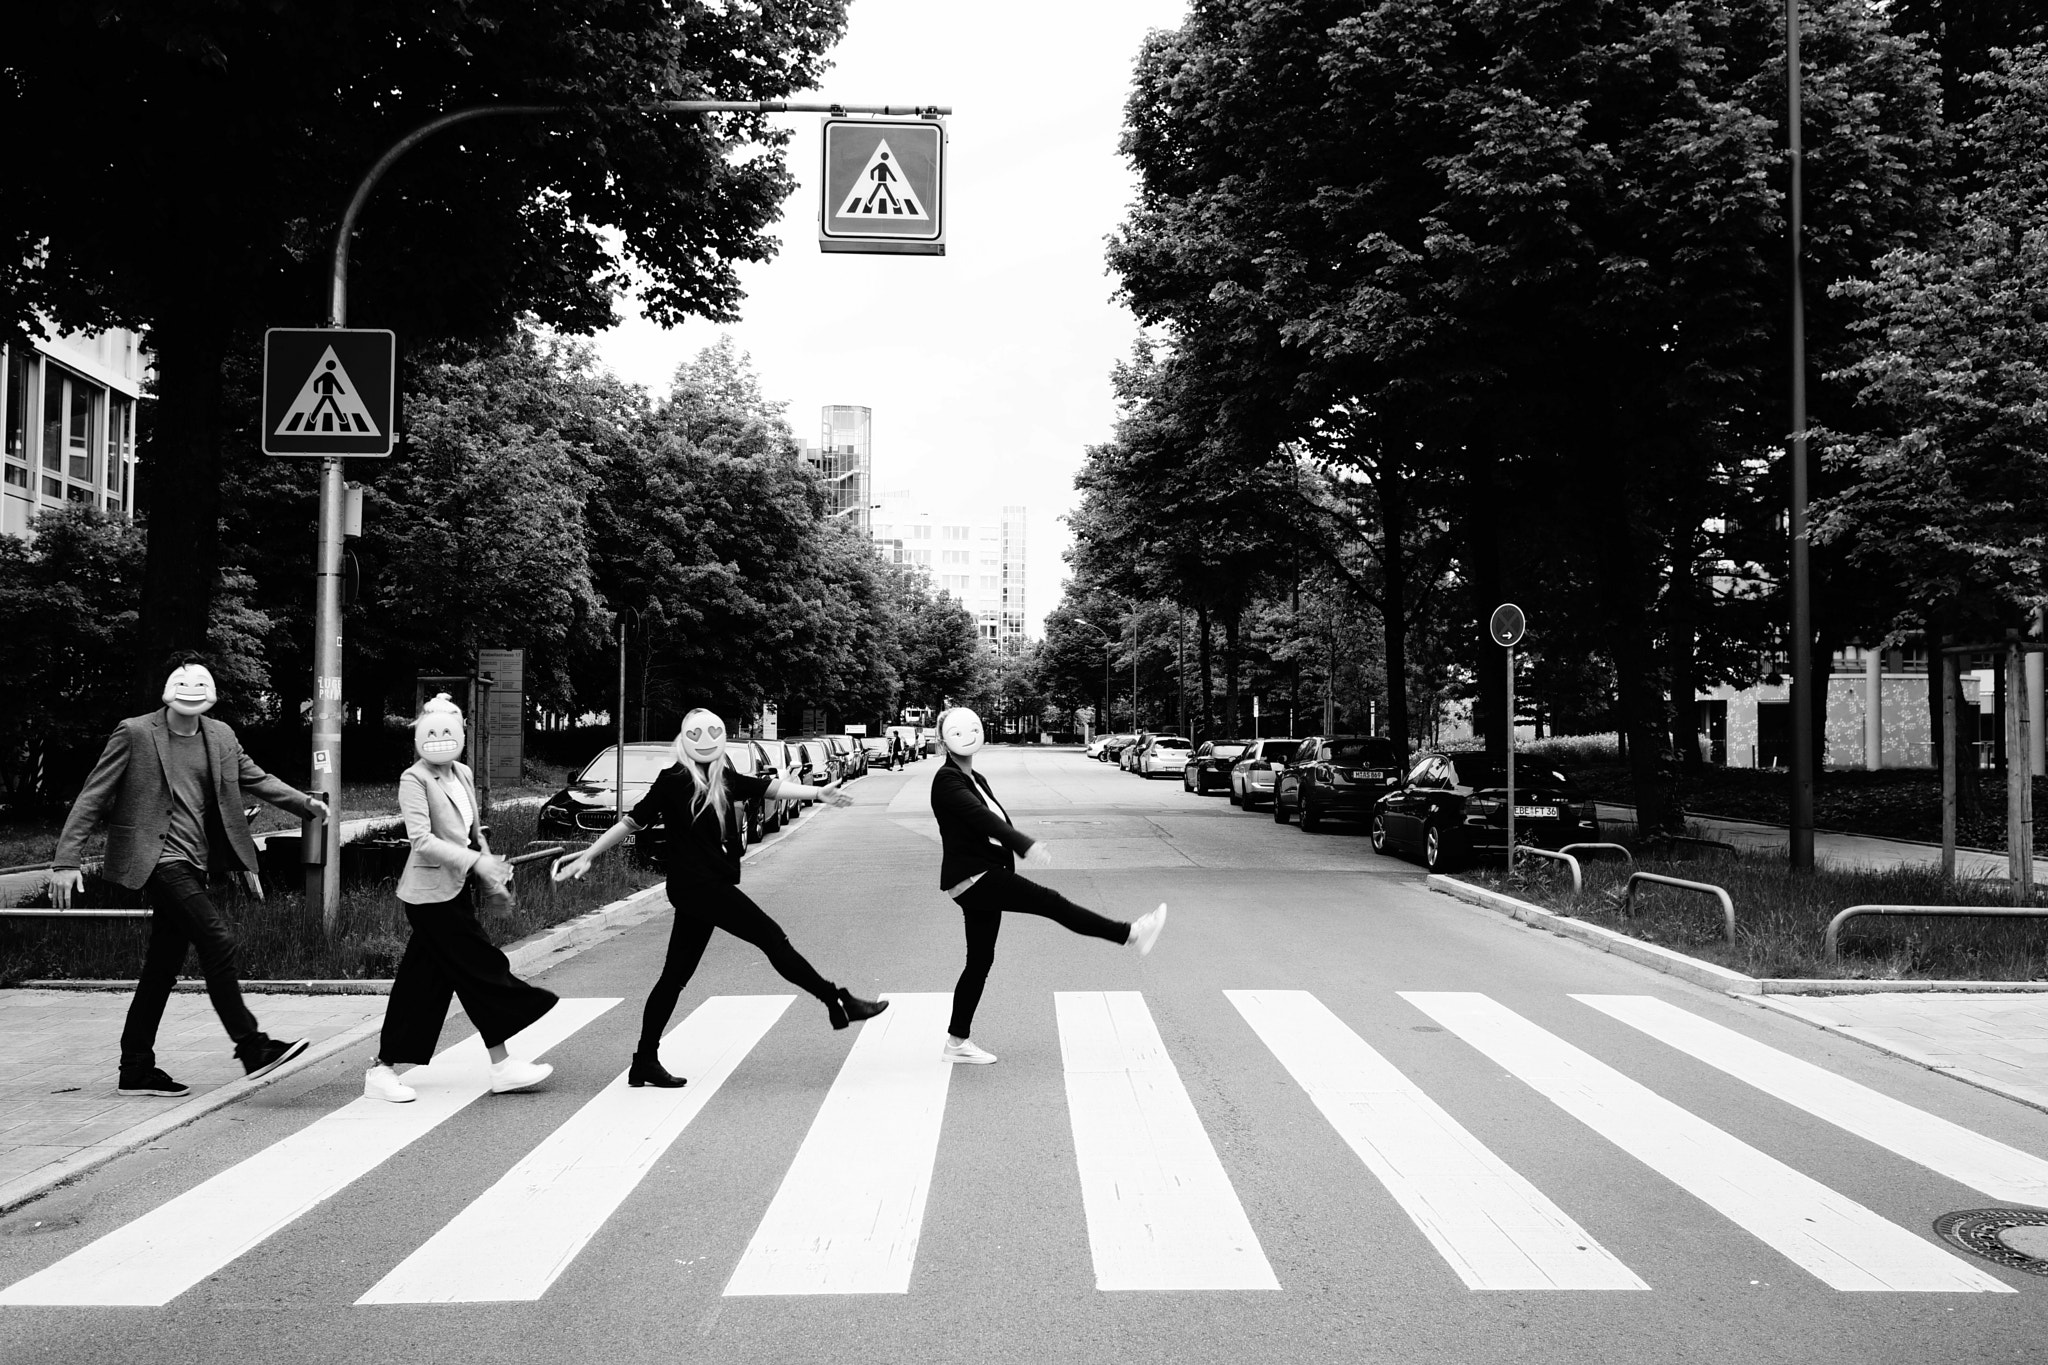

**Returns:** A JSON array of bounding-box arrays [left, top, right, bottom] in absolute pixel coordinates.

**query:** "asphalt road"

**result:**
[[0, 749, 2042, 1365]]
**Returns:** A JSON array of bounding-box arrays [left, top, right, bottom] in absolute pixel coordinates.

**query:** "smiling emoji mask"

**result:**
[[162, 663, 217, 718], [414, 693, 466, 765]]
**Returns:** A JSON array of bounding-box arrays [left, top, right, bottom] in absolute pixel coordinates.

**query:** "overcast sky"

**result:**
[[589, 0, 1189, 636]]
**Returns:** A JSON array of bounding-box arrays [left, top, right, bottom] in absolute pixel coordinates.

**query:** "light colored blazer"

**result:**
[[395, 760, 489, 905], [55, 710, 317, 889]]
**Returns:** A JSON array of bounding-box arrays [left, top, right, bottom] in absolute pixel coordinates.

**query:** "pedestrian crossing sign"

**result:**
[[262, 328, 397, 456], [820, 118, 945, 256]]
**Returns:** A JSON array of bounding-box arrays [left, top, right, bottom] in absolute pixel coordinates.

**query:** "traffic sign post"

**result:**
[[1489, 604, 1527, 872], [819, 117, 946, 255]]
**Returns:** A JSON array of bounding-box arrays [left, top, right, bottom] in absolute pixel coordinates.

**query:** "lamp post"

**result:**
[[1786, 0, 1815, 872], [1073, 618, 1114, 739]]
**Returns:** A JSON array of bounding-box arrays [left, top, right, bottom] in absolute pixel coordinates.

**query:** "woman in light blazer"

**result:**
[[363, 694, 558, 1103]]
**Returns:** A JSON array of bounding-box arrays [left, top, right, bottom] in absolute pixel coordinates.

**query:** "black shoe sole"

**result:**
[[242, 1036, 311, 1080]]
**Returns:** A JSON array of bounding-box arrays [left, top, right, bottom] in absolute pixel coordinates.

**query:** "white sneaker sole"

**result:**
[[942, 1050, 998, 1065], [490, 1063, 553, 1094]]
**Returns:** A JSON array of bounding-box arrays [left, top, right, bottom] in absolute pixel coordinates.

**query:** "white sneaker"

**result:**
[[489, 1058, 552, 1094], [1129, 903, 1168, 956], [363, 1064, 416, 1104], [942, 1039, 998, 1065]]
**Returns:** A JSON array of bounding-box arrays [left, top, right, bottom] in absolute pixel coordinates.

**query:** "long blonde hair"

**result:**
[[673, 708, 731, 831]]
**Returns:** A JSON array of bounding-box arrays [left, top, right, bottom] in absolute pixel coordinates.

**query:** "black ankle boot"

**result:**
[[828, 988, 888, 1031], [627, 1050, 686, 1088]]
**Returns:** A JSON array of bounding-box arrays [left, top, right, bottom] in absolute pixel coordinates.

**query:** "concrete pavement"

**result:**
[[0, 750, 2042, 1365]]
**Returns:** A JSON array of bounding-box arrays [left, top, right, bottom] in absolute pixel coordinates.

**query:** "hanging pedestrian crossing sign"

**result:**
[[262, 328, 397, 456], [820, 118, 945, 256]]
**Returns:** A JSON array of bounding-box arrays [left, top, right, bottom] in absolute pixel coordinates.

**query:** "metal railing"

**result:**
[[1514, 847, 1582, 892], [1619, 872, 1736, 942], [1559, 842, 1633, 863], [1823, 904, 2048, 959]]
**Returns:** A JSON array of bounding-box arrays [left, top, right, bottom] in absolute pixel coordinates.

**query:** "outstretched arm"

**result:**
[[554, 814, 642, 880], [766, 777, 850, 807]]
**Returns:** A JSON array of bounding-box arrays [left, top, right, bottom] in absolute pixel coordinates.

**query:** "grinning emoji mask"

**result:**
[[939, 706, 984, 757], [162, 664, 218, 718], [677, 709, 726, 766], [414, 693, 466, 765]]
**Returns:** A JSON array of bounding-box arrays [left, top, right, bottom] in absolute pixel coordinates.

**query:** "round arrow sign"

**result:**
[[1489, 603, 1527, 647]]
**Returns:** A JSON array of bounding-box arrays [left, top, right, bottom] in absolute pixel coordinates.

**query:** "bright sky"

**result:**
[[589, 0, 1189, 637]]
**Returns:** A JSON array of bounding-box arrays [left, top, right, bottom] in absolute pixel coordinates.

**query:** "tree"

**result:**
[[1, 1, 848, 696]]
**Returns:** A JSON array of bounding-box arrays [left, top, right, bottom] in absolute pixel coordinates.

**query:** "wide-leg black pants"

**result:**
[[379, 883, 558, 1065], [949, 870, 1129, 1039], [639, 878, 837, 1053]]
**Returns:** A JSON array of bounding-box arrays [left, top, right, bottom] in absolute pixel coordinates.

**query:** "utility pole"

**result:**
[[1786, 0, 1816, 872]]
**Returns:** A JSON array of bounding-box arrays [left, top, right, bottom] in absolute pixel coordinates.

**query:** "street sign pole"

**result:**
[[1490, 604, 1528, 874]]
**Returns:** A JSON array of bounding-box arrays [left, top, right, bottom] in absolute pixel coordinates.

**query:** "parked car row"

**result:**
[[538, 730, 899, 861], [1109, 734, 1601, 872]]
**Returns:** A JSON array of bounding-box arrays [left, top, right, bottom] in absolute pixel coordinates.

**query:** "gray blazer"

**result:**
[[54, 710, 318, 890], [395, 760, 490, 905]]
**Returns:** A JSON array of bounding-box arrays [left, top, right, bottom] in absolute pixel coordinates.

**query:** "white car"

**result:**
[[1136, 735, 1192, 778]]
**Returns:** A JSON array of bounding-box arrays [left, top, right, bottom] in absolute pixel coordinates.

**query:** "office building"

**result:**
[[872, 491, 1028, 646], [2, 327, 147, 538], [795, 404, 872, 536]]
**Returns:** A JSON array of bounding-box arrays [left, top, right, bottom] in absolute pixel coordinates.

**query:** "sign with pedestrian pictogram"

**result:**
[[262, 328, 397, 457], [820, 118, 945, 256]]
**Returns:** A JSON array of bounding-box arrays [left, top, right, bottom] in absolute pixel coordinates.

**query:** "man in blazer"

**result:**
[[51, 652, 331, 1098]]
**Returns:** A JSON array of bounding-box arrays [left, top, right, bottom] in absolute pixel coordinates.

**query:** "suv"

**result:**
[[1272, 735, 1404, 831]]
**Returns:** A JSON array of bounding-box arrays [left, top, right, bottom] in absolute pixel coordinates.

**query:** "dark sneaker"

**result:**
[[117, 1067, 191, 1098], [237, 1036, 310, 1080]]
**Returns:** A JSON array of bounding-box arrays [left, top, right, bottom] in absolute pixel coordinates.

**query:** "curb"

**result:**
[[1425, 875, 1761, 994], [0, 789, 841, 1215], [1747, 994, 2048, 1119]]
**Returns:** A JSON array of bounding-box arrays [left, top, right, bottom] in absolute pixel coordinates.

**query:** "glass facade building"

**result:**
[[2, 328, 147, 540], [801, 404, 872, 535]]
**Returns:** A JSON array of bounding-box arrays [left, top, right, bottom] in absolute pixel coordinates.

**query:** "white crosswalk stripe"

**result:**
[[1575, 994, 2048, 1208], [1057, 990, 1279, 1292], [1228, 989, 1646, 1291], [724, 992, 956, 1296], [361, 994, 793, 1305], [1402, 991, 2013, 1293], [2, 989, 2036, 1307], [0, 997, 619, 1307]]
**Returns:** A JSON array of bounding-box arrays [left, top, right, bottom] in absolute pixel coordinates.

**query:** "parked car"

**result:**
[[724, 739, 777, 842], [1099, 733, 1139, 764], [758, 739, 802, 823], [1228, 738, 1300, 808], [860, 735, 894, 769], [537, 743, 675, 847], [823, 733, 865, 779], [1119, 733, 1157, 772], [1183, 738, 1251, 793], [1134, 735, 1192, 778], [1373, 751, 1598, 871], [1272, 736, 1405, 831]]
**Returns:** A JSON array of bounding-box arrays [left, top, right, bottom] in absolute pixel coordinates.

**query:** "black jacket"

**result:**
[[931, 762, 1036, 888]]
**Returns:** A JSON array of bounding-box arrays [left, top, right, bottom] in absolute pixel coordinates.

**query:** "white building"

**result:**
[[871, 490, 1028, 646], [1, 327, 147, 537]]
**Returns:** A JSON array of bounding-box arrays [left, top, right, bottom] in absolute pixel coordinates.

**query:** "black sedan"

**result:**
[[536, 742, 676, 860], [1182, 738, 1251, 794], [1273, 736, 1404, 830], [1372, 751, 1599, 871]]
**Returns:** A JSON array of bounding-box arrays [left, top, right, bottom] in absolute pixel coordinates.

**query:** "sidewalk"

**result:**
[[1755, 993, 2048, 1114], [1594, 802, 2048, 881]]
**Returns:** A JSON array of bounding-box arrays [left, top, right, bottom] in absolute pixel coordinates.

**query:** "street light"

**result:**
[[1072, 618, 1114, 739]]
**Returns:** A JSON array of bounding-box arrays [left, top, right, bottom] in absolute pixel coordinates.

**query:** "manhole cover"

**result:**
[[1935, 1208, 2048, 1276]]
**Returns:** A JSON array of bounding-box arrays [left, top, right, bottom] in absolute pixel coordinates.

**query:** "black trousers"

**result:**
[[380, 883, 559, 1065], [949, 870, 1129, 1039], [640, 878, 837, 1053], [122, 860, 260, 1070]]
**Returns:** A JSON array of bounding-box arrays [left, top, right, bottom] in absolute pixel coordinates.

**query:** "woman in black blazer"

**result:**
[[929, 707, 1166, 1064]]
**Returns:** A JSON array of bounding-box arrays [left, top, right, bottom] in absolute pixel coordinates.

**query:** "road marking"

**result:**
[[1057, 990, 1279, 1292], [723, 993, 953, 1295], [359, 995, 793, 1305], [1576, 994, 2048, 1208], [1227, 989, 1645, 1291], [1402, 993, 2010, 1293], [0, 998, 618, 1307]]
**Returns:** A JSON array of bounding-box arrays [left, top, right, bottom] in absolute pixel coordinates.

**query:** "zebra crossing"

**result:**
[[2, 987, 2040, 1307]]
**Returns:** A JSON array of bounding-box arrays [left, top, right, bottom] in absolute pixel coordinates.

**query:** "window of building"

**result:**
[[41, 365, 64, 473], [38, 364, 101, 494], [943, 525, 968, 540], [67, 378, 95, 484], [3, 347, 29, 466], [106, 393, 131, 497], [912, 524, 931, 539]]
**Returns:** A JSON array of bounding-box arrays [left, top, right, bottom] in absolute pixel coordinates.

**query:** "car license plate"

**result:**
[[1512, 805, 1559, 819]]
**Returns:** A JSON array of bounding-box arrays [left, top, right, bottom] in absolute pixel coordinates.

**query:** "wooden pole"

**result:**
[[2009, 641, 2034, 903], [1942, 652, 1958, 880]]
